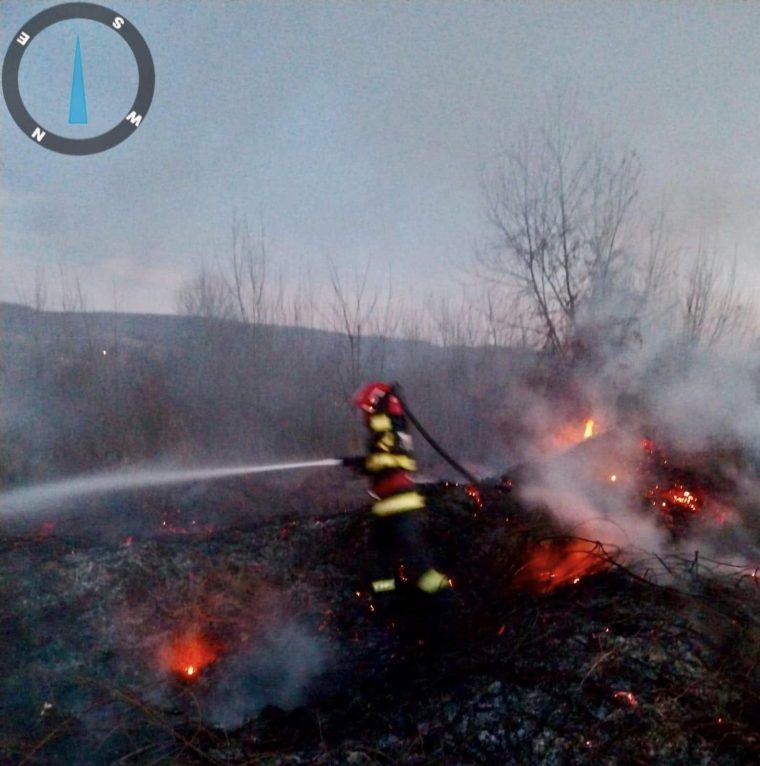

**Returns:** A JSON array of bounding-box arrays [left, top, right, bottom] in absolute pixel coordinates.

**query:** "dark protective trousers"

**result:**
[[370, 510, 431, 585]]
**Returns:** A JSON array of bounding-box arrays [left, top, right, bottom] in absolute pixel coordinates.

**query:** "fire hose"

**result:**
[[388, 383, 480, 484], [340, 382, 480, 485], [0, 385, 483, 515]]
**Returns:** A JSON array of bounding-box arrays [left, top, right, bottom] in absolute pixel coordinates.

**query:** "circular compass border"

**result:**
[[2, 2, 155, 155]]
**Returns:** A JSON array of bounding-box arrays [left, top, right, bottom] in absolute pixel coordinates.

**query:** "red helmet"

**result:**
[[353, 382, 403, 415]]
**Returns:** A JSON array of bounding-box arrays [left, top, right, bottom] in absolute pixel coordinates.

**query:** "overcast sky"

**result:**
[[2, 0, 759, 314]]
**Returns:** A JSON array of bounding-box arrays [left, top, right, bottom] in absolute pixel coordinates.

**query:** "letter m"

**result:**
[[125, 111, 143, 127]]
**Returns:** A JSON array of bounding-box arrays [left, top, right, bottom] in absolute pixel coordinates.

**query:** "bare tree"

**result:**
[[17, 263, 51, 378], [32, 263, 48, 312], [681, 245, 749, 349], [176, 262, 236, 320], [228, 211, 268, 325], [57, 261, 88, 314], [49, 260, 99, 359], [286, 264, 319, 328], [427, 294, 481, 348], [327, 259, 382, 396], [176, 212, 277, 328], [477, 98, 641, 353], [473, 286, 532, 348]]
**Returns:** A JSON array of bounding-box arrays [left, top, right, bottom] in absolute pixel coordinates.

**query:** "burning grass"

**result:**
[[159, 628, 219, 681], [544, 415, 605, 453], [510, 537, 614, 594], [0, 479, 758, 765]]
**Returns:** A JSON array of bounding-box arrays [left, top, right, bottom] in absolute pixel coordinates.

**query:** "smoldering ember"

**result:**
[[1, 302, 759, 766]]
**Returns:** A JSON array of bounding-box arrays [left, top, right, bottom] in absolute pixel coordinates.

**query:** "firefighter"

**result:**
[[351, 382, 450, 598]]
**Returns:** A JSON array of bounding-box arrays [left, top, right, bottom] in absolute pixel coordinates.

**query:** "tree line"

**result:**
[[3, 99, 755, 488]]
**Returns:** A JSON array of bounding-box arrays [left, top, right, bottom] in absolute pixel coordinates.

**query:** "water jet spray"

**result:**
[[0, 459, 346, 516]]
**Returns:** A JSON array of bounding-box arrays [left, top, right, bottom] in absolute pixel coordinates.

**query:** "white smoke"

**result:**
[[203, 616, 330, 730], [506, 302, 760, 564]]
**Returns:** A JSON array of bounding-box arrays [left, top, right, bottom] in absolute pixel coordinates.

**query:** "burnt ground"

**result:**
[[0, 479, 759, 766]]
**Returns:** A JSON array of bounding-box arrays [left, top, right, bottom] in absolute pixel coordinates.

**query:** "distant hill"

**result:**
[[0, 303, 532, 486], [0, 301, 529, 366]]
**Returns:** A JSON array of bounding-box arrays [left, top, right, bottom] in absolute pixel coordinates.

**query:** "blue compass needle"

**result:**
[[68, 35, 88, 124]]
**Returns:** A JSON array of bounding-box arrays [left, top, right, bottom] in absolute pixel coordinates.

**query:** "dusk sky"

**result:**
[[2, 0, 760, 314]]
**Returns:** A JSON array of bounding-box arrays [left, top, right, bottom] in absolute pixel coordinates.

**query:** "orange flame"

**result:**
[[661, 485, 701, 513], [549, 417, 600, 450], [645, 482, 704, 521], [512, 539, 608, 594], [465, 484, 484, 512], [613, 690, 639, 707], [159, 629, 218, 680]]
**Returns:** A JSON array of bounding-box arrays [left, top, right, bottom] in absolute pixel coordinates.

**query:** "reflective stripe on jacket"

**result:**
[[372, 490, 426, 516]]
